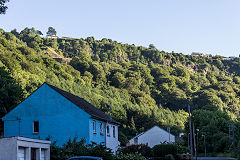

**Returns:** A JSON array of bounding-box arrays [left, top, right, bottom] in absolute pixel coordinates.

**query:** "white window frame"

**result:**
[[107, 125, 110, 137], [93, 120, 96, 134], [100, 123, 103, 135], [134, 137, 138, 144], [113, 126, 116, 138], [33, 121, 39, 134]]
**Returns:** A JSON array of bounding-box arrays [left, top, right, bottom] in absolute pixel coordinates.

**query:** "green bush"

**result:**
[[119, 144, 153, 158], [18, 46, 33, 55], [153, 144, 178, 157], [165, 154, 175, 160], [115, 153, 146, 160], [50, 137, 114, 160]]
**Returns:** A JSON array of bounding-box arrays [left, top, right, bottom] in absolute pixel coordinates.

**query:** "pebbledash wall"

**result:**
[[3, 84, 102, 146]]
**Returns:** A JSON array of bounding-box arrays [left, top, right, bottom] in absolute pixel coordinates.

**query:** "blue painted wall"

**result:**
[[89, 118, 106, 145], [3, 84, 106, 146]]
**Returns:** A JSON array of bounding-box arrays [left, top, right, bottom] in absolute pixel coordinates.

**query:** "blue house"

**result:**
[[3, 83, 120, 152]]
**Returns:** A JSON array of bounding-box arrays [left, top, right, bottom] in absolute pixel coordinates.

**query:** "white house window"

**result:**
[[107, 125, 110, 137], [113, 126, 116, 138], [100, 123, 103, 135], [33, 121, 39, 133], [93, 120, 96, 134], [134, 137, 138, 144]]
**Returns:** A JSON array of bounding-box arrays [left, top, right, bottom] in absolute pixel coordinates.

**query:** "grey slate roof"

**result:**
[[46, 83, 118, 124]]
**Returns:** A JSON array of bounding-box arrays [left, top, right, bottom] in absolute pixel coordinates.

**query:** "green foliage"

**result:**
[[50, 137, 114, 160], [153, 143, 178, 157], [115, 153, 146, 160], [0, 66, 24, 136], [0, 67, 24, 118], [119, 144, 153, 158], [46, 27, 57, 36], [185, 110, 232, 153], [2, 28, 240, 155], [0, 0, 9, 14]]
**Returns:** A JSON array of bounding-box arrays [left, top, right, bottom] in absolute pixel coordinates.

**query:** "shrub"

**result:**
[[50, 137, 115, 160], [87, 143, 114, 160], [115, 153, 146, 160], [165, 154, 175, 160], [18, 46, 33, 55], [153, 144, 178, 157], [120, 144, 153, 158], [177, 145, 189, 154]]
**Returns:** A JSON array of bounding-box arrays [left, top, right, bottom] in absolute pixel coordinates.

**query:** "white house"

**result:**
[[106, 122, 120, 153], [45, 35, 58, 39], [0, 136, 51, 160], [127, 126, 175, 148]]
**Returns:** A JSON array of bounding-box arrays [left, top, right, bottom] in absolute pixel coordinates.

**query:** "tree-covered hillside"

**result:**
[[1, 27, 240, 152]]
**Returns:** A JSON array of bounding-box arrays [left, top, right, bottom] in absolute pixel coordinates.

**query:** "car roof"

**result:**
[[67, 156, 102, 160]]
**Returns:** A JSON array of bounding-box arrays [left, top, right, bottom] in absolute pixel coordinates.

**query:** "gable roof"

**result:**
[[128, 125, 175, 142], [46, 83, 118, 124]]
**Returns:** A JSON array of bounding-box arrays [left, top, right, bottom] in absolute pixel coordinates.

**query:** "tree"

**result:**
[[111, 72, 126, 88], [36, 30, 43, 36], [0, 67, 24, 135], [0, 0, 9, 14], [185, 109, 231, 153], [149, 44, 156, 50], [46, 27, 57, 36], [11, 29, 19, 37]]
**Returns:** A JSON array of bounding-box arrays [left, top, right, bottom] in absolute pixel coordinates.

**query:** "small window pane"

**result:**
[[33, 121, 39, 133], [107, 126, 110, 136], [134, 137, 138, 144], [93, 120, 96, 133], [113, 126, 115, 138], [100, 123, 103, 135]]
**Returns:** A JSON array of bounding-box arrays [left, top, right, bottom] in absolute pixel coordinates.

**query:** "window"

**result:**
[[113, 126, 116, 138], [134, 137, 138, 144], [107, 125, 110, 137], [100, 123, 103, 135], [33, 121, 39, 133], [93, 120, 96, 134]]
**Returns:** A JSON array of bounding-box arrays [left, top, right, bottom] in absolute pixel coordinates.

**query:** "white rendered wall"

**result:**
[[0, 137, 50, 160], [128, 126, 175, 148], [105, 123, 120, 153], [0, 137, 17, 160]]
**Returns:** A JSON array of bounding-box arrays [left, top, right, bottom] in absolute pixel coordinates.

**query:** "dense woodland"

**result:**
[[1, 27, 240, 155]]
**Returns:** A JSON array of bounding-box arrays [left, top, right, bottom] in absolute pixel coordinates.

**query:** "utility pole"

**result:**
[[228, 122, 235, 151], [188, 105, 193, 158], [167, 126, 171, 143], [202, 134, 206, 157], [193, 124, 197, 160]]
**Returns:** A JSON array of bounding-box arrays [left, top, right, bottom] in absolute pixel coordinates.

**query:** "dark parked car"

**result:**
[[66, 156, 103, 160]]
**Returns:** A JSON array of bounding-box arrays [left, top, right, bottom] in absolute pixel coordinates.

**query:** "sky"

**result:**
[[1, 0, 240, 57]]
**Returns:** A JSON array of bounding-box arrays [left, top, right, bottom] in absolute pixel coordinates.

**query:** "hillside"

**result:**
[[1, 28, 240, 152]]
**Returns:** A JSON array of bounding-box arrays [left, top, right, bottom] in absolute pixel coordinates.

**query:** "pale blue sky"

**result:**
[[1, 0, 240, 57]]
